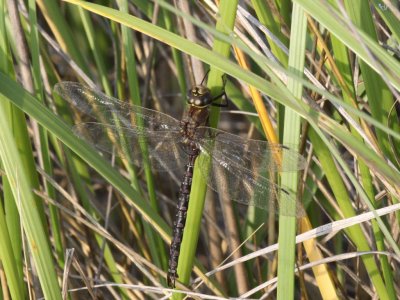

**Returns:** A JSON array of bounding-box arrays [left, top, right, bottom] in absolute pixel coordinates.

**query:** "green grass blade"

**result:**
[[308, 128, 390, 299], [251, 0, 288, 66], [28, 0, 65, 269], [38, 0, 89, 74], [78, 7, 112, 94], [277, 4, 307, 299], [293, 0, 400, 92], [328, 8, 396, 296], [371, 0, 400, 42], [174, 0, 239, 295], [0, 192, 25, 300], [118, 0, 169, 285], [0, 3, 27, 298], [344, 0, 393, 157], [1, 1, 399, 297], [0, 73, 172, 248], [0, 99, 62, 300]]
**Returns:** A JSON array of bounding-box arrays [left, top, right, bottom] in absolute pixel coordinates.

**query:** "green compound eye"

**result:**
[[187, 85, 212, 107]]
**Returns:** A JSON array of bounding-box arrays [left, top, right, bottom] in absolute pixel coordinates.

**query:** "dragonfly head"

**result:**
[[187, 85, 212, 107]]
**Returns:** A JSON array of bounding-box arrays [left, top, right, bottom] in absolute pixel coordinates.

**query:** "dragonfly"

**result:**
[[54, 81, 306, 288]]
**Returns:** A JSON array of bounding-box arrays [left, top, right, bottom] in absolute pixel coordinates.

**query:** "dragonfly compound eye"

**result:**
[[187, 85, 212, 107]]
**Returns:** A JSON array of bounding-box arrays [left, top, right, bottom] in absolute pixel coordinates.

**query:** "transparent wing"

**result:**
[[196, 127, 306, 172], [196, 127, 306, 216], [73, 122, 186, 172], [54, 82, 181, 131], [54, 81, 185, 172]]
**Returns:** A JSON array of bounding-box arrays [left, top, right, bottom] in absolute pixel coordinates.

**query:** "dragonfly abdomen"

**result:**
[[167, 146, 200, 287]]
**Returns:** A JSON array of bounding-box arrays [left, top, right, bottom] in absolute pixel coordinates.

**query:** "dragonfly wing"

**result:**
[[196, 150, 305, 216], [196, 128, 305, 216], [74, 123, 186, 172], [195, 127, 306, 172], [54, 82, 181, 131]]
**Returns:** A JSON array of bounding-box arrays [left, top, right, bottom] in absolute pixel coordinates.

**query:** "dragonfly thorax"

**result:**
[[187, 85, 212, 107]]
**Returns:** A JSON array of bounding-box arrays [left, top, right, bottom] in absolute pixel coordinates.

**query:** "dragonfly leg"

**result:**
[[210, 75, 228, 107]]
